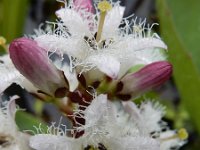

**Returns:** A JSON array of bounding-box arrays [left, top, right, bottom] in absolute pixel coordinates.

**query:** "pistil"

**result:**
[[96, 0, 112, 42], [160, 128, 188, 142]]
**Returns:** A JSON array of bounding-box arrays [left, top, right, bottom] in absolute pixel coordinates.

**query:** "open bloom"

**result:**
[[34, 0, 167, 80], [0, 0, 171, 100], [0, 96, 31, 150], [30, 95, 187, 150]]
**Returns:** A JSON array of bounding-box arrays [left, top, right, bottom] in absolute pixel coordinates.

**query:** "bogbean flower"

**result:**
[[0, 0, 186, 149], [34, 0, 167, 80], [30, 95, 187, 150], [0, 96, 31, 150], [0, 0, 172, 101]]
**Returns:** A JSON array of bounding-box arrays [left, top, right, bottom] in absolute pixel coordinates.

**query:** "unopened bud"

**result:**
[[118, 61, 172, 99], [9, 38, 68, 97], [74, 0, 94, 13]]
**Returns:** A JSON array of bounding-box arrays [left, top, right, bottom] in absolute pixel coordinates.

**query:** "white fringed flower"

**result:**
[[0, 95, 31, 150], [35, 0, 167, 79], [30, 95, 187, 150]]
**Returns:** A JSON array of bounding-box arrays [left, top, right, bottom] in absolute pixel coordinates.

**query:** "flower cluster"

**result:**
[[30, 95, 187, 150], [0, 0, 187, 150]]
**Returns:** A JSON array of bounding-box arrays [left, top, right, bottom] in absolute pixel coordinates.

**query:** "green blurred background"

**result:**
[[0, 0, 200, 149]]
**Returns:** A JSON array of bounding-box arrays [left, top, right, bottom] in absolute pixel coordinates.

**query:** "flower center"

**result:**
[[96, 0, 112, 42]]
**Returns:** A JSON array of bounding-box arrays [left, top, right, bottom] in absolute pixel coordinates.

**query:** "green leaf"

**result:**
[[15, 110, 48, 134], [0, 0, 29, 42], [157, 0, 200, 132]]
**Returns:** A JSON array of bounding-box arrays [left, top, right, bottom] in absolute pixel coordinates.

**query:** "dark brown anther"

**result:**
[[115, 81, 124, 93], [98, 143, 107, 150], [116, 94, 131, 101], [94, 32, 97, 39], [77, 74, 87, 88], [62, 71, 69, 87], [92, 81, 101, 89], [84, 145, 92, 150], [84, 36, 97, 50], [68, 91, 83, 103], [105, 76, 112, 82], [54, 87, 68, 98]]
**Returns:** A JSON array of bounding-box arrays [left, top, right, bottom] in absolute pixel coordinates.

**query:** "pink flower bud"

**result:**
[[9, 38, 68, 97], [73, 0, 94, 13], [118, 61, 172, 100]]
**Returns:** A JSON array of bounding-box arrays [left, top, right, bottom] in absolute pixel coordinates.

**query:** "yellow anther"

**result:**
[[98, 0, 112, 12], [177, 128, 188, 140], [0, 36, 6, 45]]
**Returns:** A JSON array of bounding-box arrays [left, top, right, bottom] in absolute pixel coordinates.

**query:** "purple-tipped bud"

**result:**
[[118, 61, 172, 100], [74, 0, 94, 13], [9, 37, 68, 97]]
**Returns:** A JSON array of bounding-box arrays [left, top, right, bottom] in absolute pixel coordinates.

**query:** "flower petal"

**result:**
[[56, 8, 91, 36], [102, 5, 125, 39], [7, 95, 19, 120], [35, 35, 88, 60], [110, 37, 167, 77], [130, 37, 167, 64], [85, 54, 120, 79], [30, 134, 82, 150], [139, 101, 165, 133], [53, 55, 79, 92], [0, 55, 37, 93], [0, 96, 31, 150], [108, 137, 160, 150], [84, 94, 108, 127]]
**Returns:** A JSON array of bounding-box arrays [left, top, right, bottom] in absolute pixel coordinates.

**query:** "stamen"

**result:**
[[0, 36, 7, 50], [177, 128, 188, 140], [0, 36, 6, 45], [160, 128, 188, 142], [96, 0, 112, 42]]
